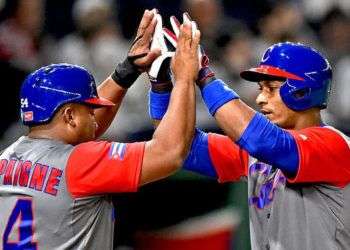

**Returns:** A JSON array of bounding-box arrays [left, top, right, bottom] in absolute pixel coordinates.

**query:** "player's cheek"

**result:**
[[278, 107, 291, 126]]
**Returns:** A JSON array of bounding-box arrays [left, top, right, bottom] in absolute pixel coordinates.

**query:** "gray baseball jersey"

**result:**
[[0, 136, 144, 250], [209, 126, 350, 250]]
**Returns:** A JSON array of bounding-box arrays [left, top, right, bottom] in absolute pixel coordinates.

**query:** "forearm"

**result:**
[[214, 99, 256, 141], [95, 77, 127, 137], [153, 80, 195, 159], [140, 81, 195, 185], [184, 83, 196, 152]]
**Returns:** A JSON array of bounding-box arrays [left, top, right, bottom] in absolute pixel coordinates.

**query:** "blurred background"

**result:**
[[0, 0, 349, 249]]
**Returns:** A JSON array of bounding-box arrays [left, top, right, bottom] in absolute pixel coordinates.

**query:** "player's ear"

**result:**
[[61, 104, 77, 127]]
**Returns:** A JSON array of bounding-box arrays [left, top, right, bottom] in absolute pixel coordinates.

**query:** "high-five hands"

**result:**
[[170, 13, 201, 84], [148, 12, 200, 92], [112, 9, 161, 89], [163, 14, 216, 88]]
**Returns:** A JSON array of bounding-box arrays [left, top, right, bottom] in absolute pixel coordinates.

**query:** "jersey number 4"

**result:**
[[3, 199, 37, 250]]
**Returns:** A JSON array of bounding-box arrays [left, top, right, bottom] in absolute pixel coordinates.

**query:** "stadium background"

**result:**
[[0, 0, 349, 249]]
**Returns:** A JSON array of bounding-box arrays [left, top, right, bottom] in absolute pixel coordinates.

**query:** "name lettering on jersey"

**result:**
[[248, 162, 286, 209], [0, 158, 62, 196], [3, 159, 16, 185], [29, 163, 49, 191]]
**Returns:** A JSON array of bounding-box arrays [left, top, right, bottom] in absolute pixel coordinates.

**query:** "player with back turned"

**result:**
[[0, 10, 200, 250], [149, 15, 350, 250]]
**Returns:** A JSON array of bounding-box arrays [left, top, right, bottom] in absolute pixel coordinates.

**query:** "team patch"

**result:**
[[109, 143, 126, 160], [23, 111, 34, 122]]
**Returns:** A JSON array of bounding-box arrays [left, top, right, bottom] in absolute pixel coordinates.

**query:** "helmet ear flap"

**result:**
[[280, 80, 320, 111], [279, 80, 311, 111], [291, 87, 311, 100]]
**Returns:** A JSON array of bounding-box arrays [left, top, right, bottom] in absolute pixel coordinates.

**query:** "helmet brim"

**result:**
[[84, 97, 115, 107], [240, 65, 304, 82]]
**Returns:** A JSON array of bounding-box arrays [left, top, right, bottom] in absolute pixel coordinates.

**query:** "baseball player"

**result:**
[[0, 10, 200, 250], [149, 15, 350, 250]]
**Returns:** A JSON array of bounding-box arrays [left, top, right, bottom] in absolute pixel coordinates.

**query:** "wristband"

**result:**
[[197, 67, 216, 89], [111, 53, 146, 89], [150, 80, 173, 93], [149, 90, 171, 120], [201, 79, 239, 116]]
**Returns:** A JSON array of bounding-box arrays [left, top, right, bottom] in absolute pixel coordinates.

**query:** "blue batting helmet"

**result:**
[[240, 42, 332, 111], [20, 63, 114, 125]]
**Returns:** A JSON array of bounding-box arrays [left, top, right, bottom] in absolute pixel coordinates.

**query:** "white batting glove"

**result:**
[[148, 13, 174, 80]]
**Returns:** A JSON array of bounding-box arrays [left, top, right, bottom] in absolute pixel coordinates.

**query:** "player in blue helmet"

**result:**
[[240, 42, 332, 111], [20, 63, 115, 126], [149, 16, 350, 250], [1, 11, 200, 249]]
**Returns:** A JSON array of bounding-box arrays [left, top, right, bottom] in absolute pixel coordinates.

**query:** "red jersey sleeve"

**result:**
[[288, 127, 350, 187], [208, 133, 249, 183], [66, 141, 145, 198]]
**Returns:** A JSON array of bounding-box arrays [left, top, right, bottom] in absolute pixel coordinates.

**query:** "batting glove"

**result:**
[[147, 13, 174, 93], [163, 14, 216, 89]]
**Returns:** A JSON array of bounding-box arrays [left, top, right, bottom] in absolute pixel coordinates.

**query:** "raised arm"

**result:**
[[159, 16, 300, 177], [66, 18, 200, 198], [94, 9, 160, 137], [146, 14, 250, 181], [140, 19, 200, 185]]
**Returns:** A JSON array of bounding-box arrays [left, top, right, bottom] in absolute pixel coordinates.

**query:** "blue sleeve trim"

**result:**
[[200, 79, 239, 116], [237, 113, 299, 176], [148, 90, 171, 120], [183, 129, 218, 178]]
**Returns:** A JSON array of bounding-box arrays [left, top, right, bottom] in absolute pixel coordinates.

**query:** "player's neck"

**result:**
[[293, 108, 322, 130], [27, 123, 70, 144]]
